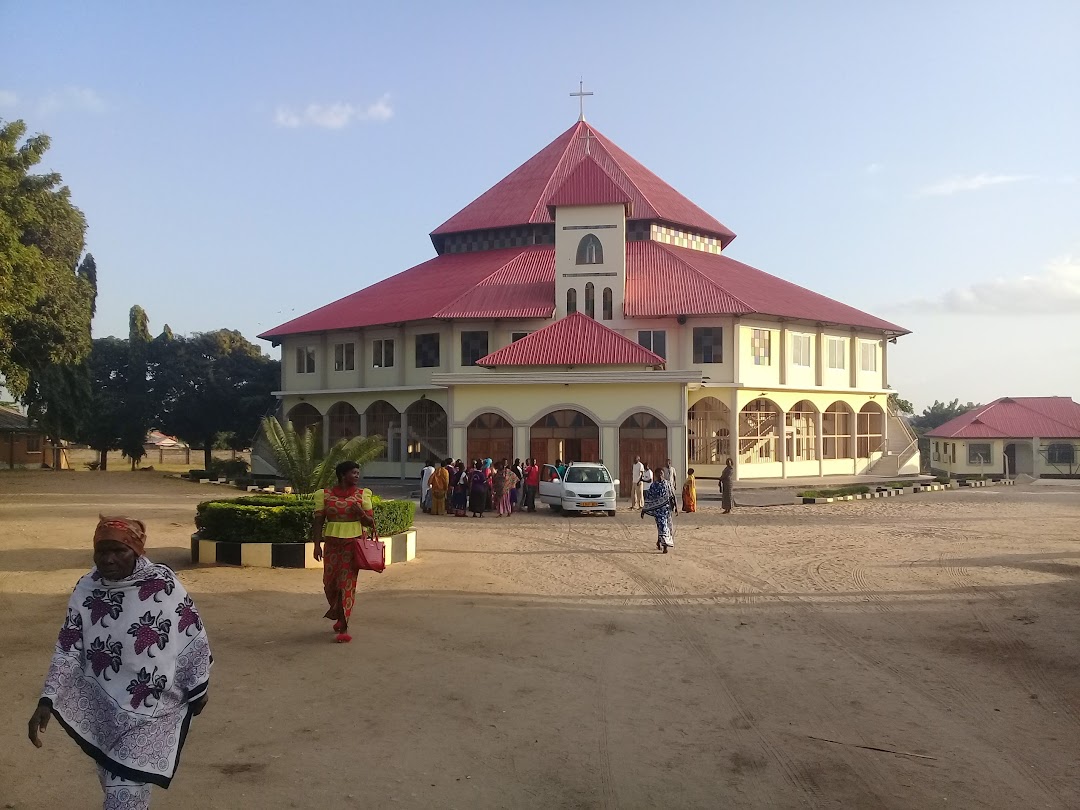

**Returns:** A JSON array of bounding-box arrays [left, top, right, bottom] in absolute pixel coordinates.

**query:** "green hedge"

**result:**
[[195, 494, 415, 543]]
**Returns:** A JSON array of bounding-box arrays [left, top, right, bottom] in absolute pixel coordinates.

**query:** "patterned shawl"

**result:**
[[642, 479, 676, 517], [41, 555, 212, 788]]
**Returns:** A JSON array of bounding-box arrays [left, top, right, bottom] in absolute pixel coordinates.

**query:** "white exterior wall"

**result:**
[[787, 329, 816, 389], [736, 320, 782, 389], [554, 203, 626, 319]]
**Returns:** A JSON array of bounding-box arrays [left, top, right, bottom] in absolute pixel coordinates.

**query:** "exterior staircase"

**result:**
[[867, 404, 921, 476]]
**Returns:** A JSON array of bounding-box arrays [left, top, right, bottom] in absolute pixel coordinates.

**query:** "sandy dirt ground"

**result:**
[[2, 471, 1080, 809]]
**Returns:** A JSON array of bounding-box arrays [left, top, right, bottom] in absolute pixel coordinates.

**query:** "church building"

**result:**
[[259, 112, 916, 486]]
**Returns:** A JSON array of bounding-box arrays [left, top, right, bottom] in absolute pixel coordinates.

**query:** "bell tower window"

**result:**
[[602, 288, 613, 320], [584, 283, 595, 318], [576, 234, 603, 265], [567, 288, 577, 314]]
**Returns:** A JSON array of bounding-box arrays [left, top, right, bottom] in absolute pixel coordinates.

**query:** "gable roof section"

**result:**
[[477, 312, 664, 368], [546, 155, 632, 213], [431, 121, 736, 246], [0, 408, 36, 433], [258, 247, 555, 340], [624, 241, 908, 333], [927, 397, 1080, 439]]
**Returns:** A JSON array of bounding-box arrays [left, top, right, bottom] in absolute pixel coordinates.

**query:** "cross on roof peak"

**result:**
[[570, 80, 593, 122]]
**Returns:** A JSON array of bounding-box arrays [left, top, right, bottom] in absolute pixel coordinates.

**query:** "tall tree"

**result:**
[[910, 399, 981, 432], [156, 329, 280, 469], [0, 119, 91, 396], [121, 305, 153, 469], [77, 337, 128, 470]]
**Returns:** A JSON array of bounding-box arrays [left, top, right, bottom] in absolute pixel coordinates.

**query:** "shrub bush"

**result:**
[[796, 485, 871, 498], [208, 458, 250, 479], [188, 469, 208, 480], [195, 493, 416, 543], [233, 477, 255, 490]]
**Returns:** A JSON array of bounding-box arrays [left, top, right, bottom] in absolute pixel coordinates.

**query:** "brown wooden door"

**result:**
[[619, 438, 668, 498], [467, 438, 512, 464]]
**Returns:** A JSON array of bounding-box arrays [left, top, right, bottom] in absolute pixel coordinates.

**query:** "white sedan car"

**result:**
[[538, 462, 619, 516]]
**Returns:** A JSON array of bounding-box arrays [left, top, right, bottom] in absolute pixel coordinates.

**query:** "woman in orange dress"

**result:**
[[682, 468, 697, 513], [311, 461, 374, 643]]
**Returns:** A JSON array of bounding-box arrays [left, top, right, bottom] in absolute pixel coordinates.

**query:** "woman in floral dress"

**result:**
[[493, 461, 519, 517], [311, 461, 375, 643]]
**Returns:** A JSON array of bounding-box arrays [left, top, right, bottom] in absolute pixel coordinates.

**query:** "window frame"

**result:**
[[414, 332, 441, 368], [692, 327, 722, 364], [859, 340, 878, 372], [967, 443, 992, 465], [637, 329, 667, 359], [295, 346, 316, 374], [372, 338, 395, 369], [602, 287, 613, 320], [566, 288, 577, 314], [750, 328, 771, 366], [1047, 442, 1076, 465], [575, 234, 604, 265], [333, 342, 355, 372], [511, 331, 530, 343], [460, 330, 490, 367], [827, 337, 846, 370], [791, 334, 811, 367]]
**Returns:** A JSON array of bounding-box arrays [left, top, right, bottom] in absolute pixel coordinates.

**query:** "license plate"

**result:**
[[579, 502, 598, 507]]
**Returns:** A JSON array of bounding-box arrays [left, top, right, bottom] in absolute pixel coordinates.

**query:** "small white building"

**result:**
[[926, 396, 1080, 479]]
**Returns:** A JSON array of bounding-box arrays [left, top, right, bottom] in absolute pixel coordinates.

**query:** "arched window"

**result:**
[[602, 288, 613, 320], [566, 288, 577, 314], [576, 234, 603, 265], [584, 282, 595, 318]]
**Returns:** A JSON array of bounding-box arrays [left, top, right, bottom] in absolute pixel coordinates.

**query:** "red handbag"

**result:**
[[352, 527, 385, 573]]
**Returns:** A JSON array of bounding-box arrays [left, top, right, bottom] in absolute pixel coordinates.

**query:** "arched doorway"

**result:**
[[406, 400, 448, 462], [822, 402, 854, 460], [364, 400, 399, 461], [327, 402, 360, 445], [688, 397, 732, 465], [286, 403, 321, 438], [530, 409, 599, 468], [738, 398, 781, 464], [1004, 442, 1034, 476], [857, 403, 885, 458], [619, 413, 668, 495], [786, 400, 818, 462], [467, 413, 513, 463]]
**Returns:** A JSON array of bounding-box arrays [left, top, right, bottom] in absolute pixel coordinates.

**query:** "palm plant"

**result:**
[[260, 416, 387, 495]]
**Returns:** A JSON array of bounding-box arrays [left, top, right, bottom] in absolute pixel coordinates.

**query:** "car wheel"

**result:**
[[606, 510, 616, 517], [550, 504, 561, 513]]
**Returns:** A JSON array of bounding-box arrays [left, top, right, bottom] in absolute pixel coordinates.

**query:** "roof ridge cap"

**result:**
[[1009, 397, 1080, 432], [653, 242, 757, 313], [593, 127, 664, 218]]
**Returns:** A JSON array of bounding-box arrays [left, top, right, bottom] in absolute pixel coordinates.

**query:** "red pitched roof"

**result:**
[[430, 121, 736, 246], [477, 312, 664, 368], [546, 155, 632, 213], [259, 241, 909, 339], [927, 397, 1080, 439], [624, 242, 908, 333]]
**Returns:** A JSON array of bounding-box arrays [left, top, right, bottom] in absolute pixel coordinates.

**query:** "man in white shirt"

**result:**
[[664, 458, 678, 494], [630, 456, 645, 509], [420, 460, 435, 513]]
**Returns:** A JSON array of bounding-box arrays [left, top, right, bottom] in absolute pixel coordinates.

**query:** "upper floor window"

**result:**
[[792, 334, 811, 367], [461, 330, 489, 366], [415, 333, 440, 368], [372, 339, 394, 369], [333, 342, 355, 372], [295, 346, 316, 374], [567, 288, 577, 314], [693, 327, 722, 364], [576, 234, 603, 265], [511, 331, 530, 342], [585, 282, 595, 318], [602, 288, 613, 320], [827, 337, 846, 370], [859, 341, 877, 372], [750, 328, 771, 366], [638, 330, 667, 359]]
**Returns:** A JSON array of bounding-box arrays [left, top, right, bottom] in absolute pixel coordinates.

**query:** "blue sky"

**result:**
[[2, 1, 1078, 411]]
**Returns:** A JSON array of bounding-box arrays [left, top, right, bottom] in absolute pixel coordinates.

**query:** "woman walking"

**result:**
[[494, 461, 519, 517], [719, 457, 735, 514], [430, 459, 450, 516], [28, 516, 212, 809], [642, 466, 677, 553], [682, 467, 697, 513], [311, 461, 375, 643], [469, 460, 491, 518]]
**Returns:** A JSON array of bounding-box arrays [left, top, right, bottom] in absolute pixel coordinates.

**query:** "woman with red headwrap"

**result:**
[[28, 516, 212, 810]]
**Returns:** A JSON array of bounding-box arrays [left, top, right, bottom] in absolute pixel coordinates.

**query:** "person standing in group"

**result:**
[[452, 461, 469, 517], [555, 458, 567, 478], [664, 459, 679, 493], [28, 516, 212, 809], [419, 459, 435, 513], [511, 458, 524, 511], [429, 459, 450, 516], [469, 460, 491, 518], [630, 456, 645, 510], [524, 458, 540, 512], [311, 461, 376, 643], [642, 466, 677, 553], [493, 461, 519, 517], [719, 457, 735, 514], [682, 467, 697, 513]]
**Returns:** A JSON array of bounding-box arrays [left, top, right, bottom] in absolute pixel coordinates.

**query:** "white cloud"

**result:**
[[865, 162, 883, 175], [0, 90, 17, 107], [37, 86, 106, 115], [893, 256, 1080, 314], [274, 93, 393, 129], [916, 172, 1033, 197]]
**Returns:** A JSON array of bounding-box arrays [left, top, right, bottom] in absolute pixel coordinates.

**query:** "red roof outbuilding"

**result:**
[[476, 312, 665, 368], [926, 397, 1080, 439]]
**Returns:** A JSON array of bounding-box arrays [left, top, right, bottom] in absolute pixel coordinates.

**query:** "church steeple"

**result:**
[[570, 80, 593, 123]]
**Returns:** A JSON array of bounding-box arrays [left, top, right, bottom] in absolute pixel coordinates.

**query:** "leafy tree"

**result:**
[[156, 330, 280, 469], [77, 337, 128, 470], [120, 305, 153, 469], [888, 393, 914, 415], [261, 417, 386, 494], [910, 399, 980, 433], [0, 120, 91, 396]]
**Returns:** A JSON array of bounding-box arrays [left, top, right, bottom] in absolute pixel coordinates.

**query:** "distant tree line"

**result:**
[[2, 118, 278, 470]]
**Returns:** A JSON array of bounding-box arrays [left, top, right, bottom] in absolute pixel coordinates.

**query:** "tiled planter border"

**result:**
[[191, 530, 417, 569]]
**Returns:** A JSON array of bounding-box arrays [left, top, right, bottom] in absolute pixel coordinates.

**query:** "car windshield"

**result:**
[[565, 467, 611, 484]]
